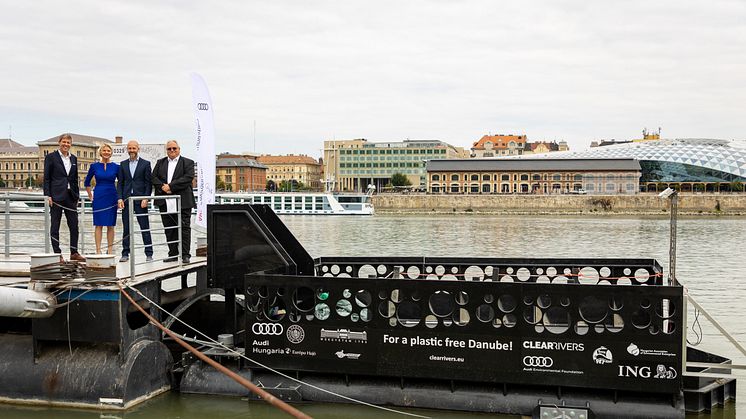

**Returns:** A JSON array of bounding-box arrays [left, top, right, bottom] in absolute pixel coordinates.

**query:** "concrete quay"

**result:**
[[371, 193, 746, 215]]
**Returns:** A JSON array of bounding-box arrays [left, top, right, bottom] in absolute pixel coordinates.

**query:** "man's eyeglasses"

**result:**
[[167, 147, 178, 151]]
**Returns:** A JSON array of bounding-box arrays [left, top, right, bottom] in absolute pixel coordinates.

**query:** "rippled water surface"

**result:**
[[1, 214, 743, 418]]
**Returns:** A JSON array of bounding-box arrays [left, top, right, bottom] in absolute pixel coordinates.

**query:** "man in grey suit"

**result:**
[[117, 140, 153, 262]]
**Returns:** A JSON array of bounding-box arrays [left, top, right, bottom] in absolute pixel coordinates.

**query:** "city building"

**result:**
[[0, 139, 40, 188], [470, 134, 527, 158], [215, 154, 267, 192], [591, 128, 661, 148], [256, 154, 322, 191], [37, 133, 113, 189], [323, 139, 466, 192], [524, 140, 570, 155], [426, 158, 641, 194], [538, 138, 746, 192]]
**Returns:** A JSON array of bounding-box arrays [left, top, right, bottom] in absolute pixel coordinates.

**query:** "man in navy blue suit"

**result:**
[[43, 133, 85, 261], [117, 140, 153, 262]]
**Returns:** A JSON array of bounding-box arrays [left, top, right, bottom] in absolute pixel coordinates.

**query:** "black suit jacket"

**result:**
[[117, 158, 152, 200], [43, 151, 79, 202], [152, 156, 196, 211]]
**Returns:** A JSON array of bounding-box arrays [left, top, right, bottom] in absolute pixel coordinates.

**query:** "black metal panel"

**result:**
[[32, 281, 162, 356], [208, 205, 296, 288], [315, 257, 665, 285], [242, 273, 683, 394], [248, 204, 314, 275]]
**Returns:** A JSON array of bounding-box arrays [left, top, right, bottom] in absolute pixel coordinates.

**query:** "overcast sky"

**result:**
[[2, 0, 745, 157]]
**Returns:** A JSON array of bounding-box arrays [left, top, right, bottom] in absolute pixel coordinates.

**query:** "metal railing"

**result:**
[[1, 192, 51, 258], [127, 195, 182, 280]]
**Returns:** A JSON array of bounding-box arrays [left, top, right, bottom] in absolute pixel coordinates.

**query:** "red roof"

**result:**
[[472, 134, 526, 150]]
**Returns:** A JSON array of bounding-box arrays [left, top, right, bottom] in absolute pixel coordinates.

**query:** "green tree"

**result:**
[[390, 173, 411, 187], [279, 180, 299, 192], [0, 179, 5, 188], [731, 181, 744, 192], [216, 176, 226, 190]]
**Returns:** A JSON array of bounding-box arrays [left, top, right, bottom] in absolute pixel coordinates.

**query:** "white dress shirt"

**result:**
[[128, 157, 139, 178], [59, 150, 72, 189], [166, 156, 180, 213]]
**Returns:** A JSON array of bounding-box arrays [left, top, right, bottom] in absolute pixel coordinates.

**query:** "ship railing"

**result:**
[[1, 192, 52, 258], [126, 195, 182, 281], [314, 257, 666, 286]]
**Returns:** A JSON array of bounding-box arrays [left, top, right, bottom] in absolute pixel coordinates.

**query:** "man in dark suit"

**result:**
[[152, 140, 195, 263], [117, 140, 153, 262], [43, 133, 85, 261]]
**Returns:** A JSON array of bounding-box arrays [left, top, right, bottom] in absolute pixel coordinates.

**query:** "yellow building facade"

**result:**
[[257, 155, 322, 191]]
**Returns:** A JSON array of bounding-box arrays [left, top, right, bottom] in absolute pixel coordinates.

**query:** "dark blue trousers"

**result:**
[[121, 200, 153, 257], [50, 192, 79, 254]]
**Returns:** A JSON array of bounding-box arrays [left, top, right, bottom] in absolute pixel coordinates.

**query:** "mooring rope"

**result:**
[[121, 282, 431, 419]]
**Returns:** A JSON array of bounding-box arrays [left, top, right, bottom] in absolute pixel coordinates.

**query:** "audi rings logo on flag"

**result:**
[[197, 103, 209, 111], [523, 356, 554, 368], [252, 323, 284, 335]]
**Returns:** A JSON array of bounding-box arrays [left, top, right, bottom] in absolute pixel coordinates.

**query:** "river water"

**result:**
[[1, 214, 743, 418]]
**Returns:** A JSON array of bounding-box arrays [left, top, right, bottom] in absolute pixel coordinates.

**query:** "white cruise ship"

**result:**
[[216, 192, 374, 215]]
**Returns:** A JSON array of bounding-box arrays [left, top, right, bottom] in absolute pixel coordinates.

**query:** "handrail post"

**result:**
[[129, 196, 136, 282], [79, 197, 86, 255], [4, 193, 9, 257], [177, 196, 182, 267], [44, 197, 51, 253]]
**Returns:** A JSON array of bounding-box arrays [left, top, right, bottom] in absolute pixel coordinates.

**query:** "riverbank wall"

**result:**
[[371, 194, 746, 215]]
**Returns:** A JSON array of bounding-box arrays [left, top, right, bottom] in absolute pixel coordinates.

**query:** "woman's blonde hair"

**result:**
[[98, 144, 113, 158]]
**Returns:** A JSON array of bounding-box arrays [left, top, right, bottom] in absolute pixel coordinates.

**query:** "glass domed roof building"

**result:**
[[534, 139, 746, 192]]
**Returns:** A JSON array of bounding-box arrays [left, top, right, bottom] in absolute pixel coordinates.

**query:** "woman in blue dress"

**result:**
[[84, 144, 119, 254]]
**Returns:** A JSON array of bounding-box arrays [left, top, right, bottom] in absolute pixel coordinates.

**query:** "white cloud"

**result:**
[[1, 0, 745, 156]]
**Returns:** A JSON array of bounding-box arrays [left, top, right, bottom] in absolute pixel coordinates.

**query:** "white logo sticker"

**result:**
[[593, 346, 613, 365], [286, 325, 305, 344], [252, 323, 284, 336]]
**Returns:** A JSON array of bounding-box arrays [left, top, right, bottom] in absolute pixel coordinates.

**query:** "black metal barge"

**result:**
[[181, 204, 735, 418]]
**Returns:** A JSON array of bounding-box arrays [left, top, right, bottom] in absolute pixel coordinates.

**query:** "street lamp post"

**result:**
[[658, 187, 678, 286]]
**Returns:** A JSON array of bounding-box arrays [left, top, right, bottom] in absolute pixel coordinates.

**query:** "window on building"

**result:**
[[431, 185, 440, 193], [482, 184, 490, 193], [451, 174, 459, 181], [450, 184, 460, 193], [553, 174, 561, 181], [432, 174, 440, 181], [520, 174, 528, 181], [482, 174, 490, 181], [470, 174, 479, 181], [501, 174, 509, 181], [470, 185, 479, 193]]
